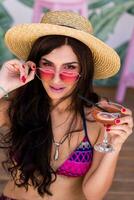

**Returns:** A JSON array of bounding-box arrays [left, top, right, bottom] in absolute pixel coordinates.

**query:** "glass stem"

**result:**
[[103, 128, 108, 144]]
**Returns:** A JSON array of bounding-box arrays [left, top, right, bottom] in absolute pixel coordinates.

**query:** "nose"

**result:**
[[52, 69, 61, 83]]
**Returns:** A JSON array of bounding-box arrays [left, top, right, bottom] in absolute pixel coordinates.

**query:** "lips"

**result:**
[[51, 86, 64, 90], [49, 85, 65, 93]]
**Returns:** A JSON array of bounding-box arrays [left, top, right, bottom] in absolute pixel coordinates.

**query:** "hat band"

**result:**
[[59, 24, 77, 30], [57, 24, 90, 34]]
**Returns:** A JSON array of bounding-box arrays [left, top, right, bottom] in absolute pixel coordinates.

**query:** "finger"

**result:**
[[25, 69, 36, 83], [19, 64, 27, 83], [109, 131, 128, 144], [26, 61, 36, 71], [6, 62, 21, 76], [107, 126, 133, 139], [121, 107, 132, 116], [114, 116, 134, 128], [7, 59, 22, 68], [6, 63, 20, 73], [22, 61, 36, 78], [6, 59, 21, 66], [109, 133, 127, 147], [22, 63, 29, 78], [12, 64, 20, 74], [108, 124, 131, 132]]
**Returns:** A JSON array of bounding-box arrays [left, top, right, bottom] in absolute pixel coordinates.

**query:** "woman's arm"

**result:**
[[0, 59, 36, 126], [82, 108, 133, 200], [83, 144, 119, 200]]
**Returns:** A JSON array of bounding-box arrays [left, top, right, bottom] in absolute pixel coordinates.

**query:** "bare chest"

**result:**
[[50, 118, 99, 171], [50, 126, 85, 170]]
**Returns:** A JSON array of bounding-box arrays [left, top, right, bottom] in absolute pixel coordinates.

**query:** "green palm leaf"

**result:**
[[18, 0, 34, 8], [89, 1, 134, 41], [89, 0, 134, 9]]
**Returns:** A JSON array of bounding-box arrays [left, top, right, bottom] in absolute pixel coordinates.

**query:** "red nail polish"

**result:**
[[121, 108, 126, 113], [106, 125, 111, 128], [21, 76, 26, 83], [115, 119, 120, 124], [31, 65, 36, 70], [22, 64, 25, 69], [106, 128, 110, 132], [32, 67, 36, 71]]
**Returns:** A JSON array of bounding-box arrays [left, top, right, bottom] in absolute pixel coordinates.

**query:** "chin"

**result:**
[[45, 88, 65, 99]]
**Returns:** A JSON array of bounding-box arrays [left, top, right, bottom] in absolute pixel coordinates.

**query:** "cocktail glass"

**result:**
[[92, 101, 125, 153]]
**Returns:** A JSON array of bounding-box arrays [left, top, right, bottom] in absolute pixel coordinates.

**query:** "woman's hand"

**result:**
[[107, 107, 133, 151], [0, 59, 36, 93]]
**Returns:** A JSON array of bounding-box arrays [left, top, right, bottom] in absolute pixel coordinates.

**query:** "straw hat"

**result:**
[[5, 11, 120, 79]]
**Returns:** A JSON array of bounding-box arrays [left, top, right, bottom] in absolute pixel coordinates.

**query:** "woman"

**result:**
[[0, 11, 133, 200]]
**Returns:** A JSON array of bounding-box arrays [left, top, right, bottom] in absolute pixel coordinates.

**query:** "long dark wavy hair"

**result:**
[[1, 35, 100, 197]]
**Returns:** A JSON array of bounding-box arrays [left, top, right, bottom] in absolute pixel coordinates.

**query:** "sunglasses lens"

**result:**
[[60, 71, 79, 83], [37, 68, 54, 81], [36, 68, 80, 83]]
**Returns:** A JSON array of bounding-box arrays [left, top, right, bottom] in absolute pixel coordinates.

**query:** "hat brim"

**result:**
[[5, 23, 120, 80]]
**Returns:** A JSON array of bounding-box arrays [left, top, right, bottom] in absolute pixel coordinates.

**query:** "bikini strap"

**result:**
[[81, 106, 92, 147]]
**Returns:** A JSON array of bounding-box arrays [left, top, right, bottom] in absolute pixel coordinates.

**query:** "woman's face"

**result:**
[[38, 45, 80, 102]]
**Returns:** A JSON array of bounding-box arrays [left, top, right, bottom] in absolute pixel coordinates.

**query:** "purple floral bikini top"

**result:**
[[56, 109, 93, 177]]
